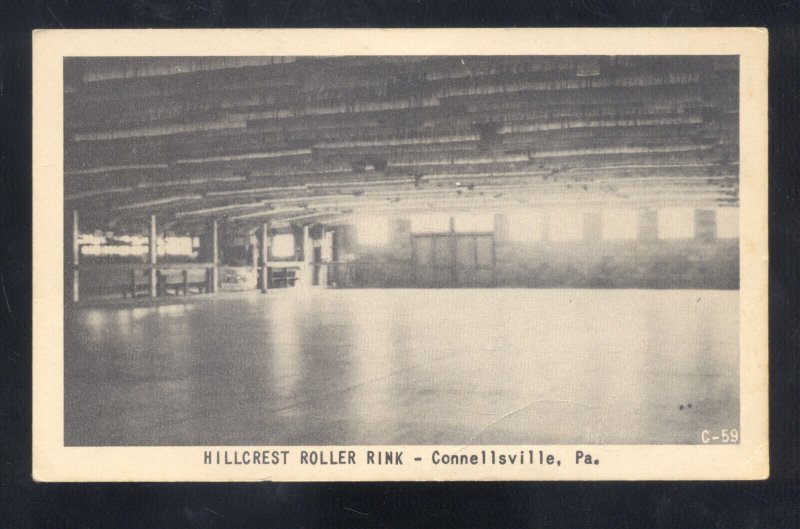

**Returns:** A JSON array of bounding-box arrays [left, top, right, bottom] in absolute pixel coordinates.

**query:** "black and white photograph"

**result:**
[[31, 29, 768, 481]]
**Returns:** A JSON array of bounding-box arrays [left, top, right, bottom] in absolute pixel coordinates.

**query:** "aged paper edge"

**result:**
[[32, 28, 769, 482]]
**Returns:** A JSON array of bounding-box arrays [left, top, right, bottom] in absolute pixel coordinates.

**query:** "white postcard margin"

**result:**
[[32, 28, 768, 481]]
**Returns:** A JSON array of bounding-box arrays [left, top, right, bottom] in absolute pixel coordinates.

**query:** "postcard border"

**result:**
[[32, 28, 768, 481]]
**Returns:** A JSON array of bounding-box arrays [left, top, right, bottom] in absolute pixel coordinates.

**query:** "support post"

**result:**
[[491, 234, 497, 287], [449, 217, 458, 286], [302, 225, 313, 287], [148, 214, 158, 298], [330, 228, 341, 288], [210, 219, 219, 294], [71, 209, 80, 303], [319, 229, 331, 287], [250, 234, 258, 270], [259, 223, 269, 294]]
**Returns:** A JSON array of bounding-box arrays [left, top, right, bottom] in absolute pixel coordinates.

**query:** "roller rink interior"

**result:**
[[64, 288, 739, 446]]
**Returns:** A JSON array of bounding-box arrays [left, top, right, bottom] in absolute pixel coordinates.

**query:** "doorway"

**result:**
[[411, 233, 495, 287]]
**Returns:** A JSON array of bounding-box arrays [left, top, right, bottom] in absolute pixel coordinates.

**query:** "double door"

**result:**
[[412, 233, 495, 287]]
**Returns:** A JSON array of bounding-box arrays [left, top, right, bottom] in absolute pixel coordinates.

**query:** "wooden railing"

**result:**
[[121, 264, 214, 298]]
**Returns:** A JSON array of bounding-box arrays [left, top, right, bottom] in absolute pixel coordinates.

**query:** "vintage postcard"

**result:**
[[32, 28, 768, 481]]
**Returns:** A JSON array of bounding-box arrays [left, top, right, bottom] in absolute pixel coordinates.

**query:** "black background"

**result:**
[[1, 1, 798, 527]]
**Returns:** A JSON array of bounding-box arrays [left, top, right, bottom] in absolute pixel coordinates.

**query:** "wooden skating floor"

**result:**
[[64, 289, 739, 446]]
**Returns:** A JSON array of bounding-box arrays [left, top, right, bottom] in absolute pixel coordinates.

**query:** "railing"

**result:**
[[121, 264, 215, 298]]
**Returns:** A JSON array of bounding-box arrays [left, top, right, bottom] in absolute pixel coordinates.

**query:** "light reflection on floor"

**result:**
[[64, 289, 739, 446]]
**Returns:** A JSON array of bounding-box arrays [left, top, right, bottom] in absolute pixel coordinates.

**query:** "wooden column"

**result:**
[[148, 214, 158, 298], [302, 225, 313, 287], [250, 234, 258, 270], [71, 209, 80, 303], [259, 223, 269, 294], [319, 229, 331, 287], [491, 233, 498, 287], [331, 228, 341, 287], [448, 216, 457, 286], [210, 219, 219, 294]]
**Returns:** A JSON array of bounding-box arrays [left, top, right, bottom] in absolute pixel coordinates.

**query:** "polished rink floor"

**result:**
[[64, 289, 739, 446]]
